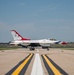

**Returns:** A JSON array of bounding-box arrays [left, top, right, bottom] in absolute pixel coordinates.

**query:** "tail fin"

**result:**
[[11, 30, 30, 41]]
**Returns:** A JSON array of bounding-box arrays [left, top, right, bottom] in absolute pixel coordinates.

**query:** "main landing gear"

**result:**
[[47, 48, 49, 50], [30, 47, 35, 51], [42, 47, 49, 50]]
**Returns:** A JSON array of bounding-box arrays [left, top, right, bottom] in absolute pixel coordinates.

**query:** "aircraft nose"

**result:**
[[61, 42, 67, 45]]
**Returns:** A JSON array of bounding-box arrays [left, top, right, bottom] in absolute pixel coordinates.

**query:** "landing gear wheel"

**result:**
[[47, 48, 49, 51], [30, 47, 35, 51]]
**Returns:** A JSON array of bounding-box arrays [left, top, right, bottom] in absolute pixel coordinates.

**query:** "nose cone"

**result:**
[[61, 42, 67, 45]]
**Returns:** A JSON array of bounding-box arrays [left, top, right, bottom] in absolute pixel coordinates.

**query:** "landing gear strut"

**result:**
[[47, 48, 49, 50], [30, 47, 35, 51], [42, 47, 49, 50]]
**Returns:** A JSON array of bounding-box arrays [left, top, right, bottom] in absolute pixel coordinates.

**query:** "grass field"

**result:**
[[0, 47, 19, 50], [0, 43, 74, 50], [0, 45, 20, 50]]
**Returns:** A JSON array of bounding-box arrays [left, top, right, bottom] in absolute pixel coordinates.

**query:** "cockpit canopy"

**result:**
[[48, 38, 57, 41]]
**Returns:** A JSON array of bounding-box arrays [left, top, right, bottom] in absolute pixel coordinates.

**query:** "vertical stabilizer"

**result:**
[[11, 30, 30, 41]]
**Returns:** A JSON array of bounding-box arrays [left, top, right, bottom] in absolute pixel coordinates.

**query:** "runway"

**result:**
[[0, 48, 74, 75]]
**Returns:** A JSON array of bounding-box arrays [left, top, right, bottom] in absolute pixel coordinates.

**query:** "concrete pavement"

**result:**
[[0, 48, 74, 75]]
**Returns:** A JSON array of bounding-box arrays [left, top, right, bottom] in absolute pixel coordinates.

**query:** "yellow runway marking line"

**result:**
[[11, 54, 33, 75], [43, 55, 62, 75]]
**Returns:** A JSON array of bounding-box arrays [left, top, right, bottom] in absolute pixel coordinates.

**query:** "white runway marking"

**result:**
[[31, 53, 44, 75], [36, 49, 39, 52]]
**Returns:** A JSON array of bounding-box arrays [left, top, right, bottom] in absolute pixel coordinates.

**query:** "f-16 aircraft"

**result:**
[[10, 30, 67, 50]]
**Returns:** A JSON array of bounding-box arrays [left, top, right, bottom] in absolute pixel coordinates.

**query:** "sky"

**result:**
[[0, 0, 74, 42]]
